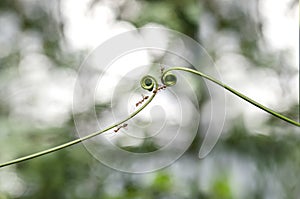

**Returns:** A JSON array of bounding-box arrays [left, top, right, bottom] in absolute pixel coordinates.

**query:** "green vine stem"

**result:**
[[162, 67, 300, 127], [0, 66, 299, 168], [0, 76, 158, 168]]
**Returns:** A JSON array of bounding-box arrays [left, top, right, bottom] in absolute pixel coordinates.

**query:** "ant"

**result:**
[[114, 123, 128, 133], [160, 64, 165, 75], [136, 94, 149, 107], [153, 85, 167, 94]]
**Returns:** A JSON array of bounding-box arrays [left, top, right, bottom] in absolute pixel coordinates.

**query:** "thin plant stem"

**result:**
[[163, 67, 300, 127], [0, 78, 158, 168], [1, 66, 299, 168]]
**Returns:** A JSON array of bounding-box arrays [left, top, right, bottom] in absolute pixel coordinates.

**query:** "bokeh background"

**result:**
[[0, 0, 299, 198]]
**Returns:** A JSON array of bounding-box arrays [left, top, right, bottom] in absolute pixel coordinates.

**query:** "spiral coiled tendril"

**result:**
[[161, 72, 177, 87], [140, 72, 177, 91], [140, 75, 156, 91], [0, 66, 299, 169]]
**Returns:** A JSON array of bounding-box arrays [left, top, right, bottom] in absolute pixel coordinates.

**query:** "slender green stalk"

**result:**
[[163, 67, 300, 127], [0, 78, 158, 168], [1, 66, 298, 168]]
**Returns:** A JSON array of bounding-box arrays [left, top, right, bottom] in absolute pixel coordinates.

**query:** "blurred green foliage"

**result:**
[[0, 0, 299, 199]]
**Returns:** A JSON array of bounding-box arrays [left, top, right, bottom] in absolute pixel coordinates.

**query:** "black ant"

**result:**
[[136, 94, 149, 107], [153, 85, 167, 94], [160, 64, 165, 75], [114, 123, 128, 133]]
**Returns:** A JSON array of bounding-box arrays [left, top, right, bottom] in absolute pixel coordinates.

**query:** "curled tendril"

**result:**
[[140, 75, 156, 91], [161, 72, 177, 87], [0, 66, 299, 169], [162, 67, 300, 127]]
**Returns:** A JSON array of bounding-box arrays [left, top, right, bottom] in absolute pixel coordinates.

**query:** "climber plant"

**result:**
[[0, 66, 299, 168]]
